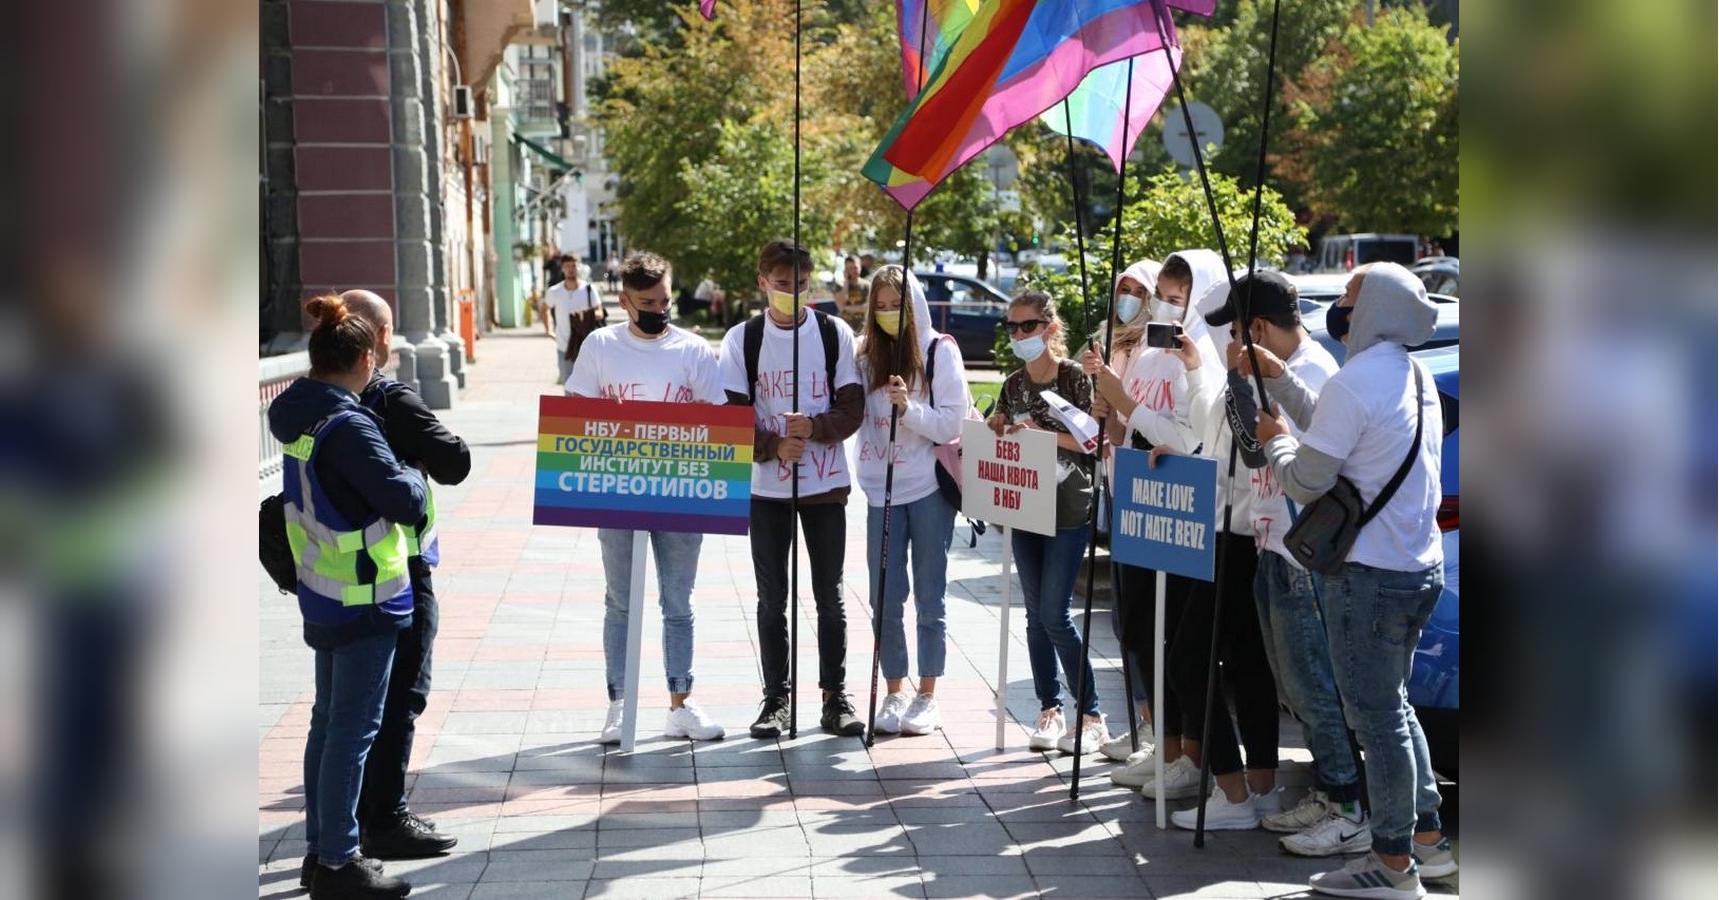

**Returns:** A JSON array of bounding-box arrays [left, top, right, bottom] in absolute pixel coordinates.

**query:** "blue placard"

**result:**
[[1109, 449, 1218, 581]]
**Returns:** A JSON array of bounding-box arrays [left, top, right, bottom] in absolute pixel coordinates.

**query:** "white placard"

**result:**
[[1039, 390, 1100, 454], [960, 419, 1058, 537]]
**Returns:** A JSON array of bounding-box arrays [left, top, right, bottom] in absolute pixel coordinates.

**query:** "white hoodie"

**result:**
[[855, 270, 973, 508], [1122, 249, 1227, 454]]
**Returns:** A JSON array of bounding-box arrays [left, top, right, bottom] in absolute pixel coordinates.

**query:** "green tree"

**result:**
[[1282, 5, 1459, 235], [995, 166, 1304, 370], [1180, 0, 1357, 208]]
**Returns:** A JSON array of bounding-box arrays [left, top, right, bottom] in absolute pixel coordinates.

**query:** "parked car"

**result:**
[[1302, 296, 1459, 365], [1409, 344, 1459, 778], [914, 271, 1011, 363], [1411, 256, 1460, 297], [1313, 233, 1421, 273]]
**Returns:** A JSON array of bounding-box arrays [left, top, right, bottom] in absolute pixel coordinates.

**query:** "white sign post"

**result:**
[[1154, 570, 1167, 829], [960, 419, 1058, 749], [619, 531, 649, 753]]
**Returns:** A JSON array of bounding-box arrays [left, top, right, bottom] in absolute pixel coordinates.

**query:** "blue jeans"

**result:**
[[305, 631, 397, 867], [1317, 561, 1445, 856], [1014, 525, 1099, 717], [1254, 551, 1360, 802], [866, 491, 957, 680], [599, 528, 702, 699]]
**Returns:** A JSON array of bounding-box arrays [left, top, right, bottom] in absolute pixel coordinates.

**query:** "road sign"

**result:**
[[1162, 102, 1224, 169]]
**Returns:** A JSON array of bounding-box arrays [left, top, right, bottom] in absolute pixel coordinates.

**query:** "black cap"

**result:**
[[1204, 270, 1299, 327]]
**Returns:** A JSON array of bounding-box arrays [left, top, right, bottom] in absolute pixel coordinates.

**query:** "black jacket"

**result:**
[[360, 374, 472, 487]]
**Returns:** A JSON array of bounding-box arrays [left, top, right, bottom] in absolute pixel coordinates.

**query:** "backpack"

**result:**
[[922, 335, 988, 546], [743, 310, 839, 405], [259, 493, 296, 594]]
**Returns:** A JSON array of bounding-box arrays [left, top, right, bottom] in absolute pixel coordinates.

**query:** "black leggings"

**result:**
[[1115, 562, 1184, 737], [1168, 533, 1280, 777]]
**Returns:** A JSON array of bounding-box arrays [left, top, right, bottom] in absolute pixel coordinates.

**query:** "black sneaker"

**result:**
[[301, 855, 381, 889], [821, 694, 865, 736], [309, 856, 408, 899], [360, 811, 458, 859], [749, 695, 792, 738]]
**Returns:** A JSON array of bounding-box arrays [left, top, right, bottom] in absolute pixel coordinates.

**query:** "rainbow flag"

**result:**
[[699, 0, 717, 21], [868, 0, 1213, 210], [1039, 47, 1181, 174], [896, 0, 1212, 99]]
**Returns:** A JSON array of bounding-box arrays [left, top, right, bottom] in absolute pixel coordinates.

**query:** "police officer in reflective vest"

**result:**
[[269, 295, 427, 900], [343, 291, 470, 861]]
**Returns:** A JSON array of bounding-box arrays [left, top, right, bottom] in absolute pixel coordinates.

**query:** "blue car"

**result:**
[[914, 272, 1010, 363]]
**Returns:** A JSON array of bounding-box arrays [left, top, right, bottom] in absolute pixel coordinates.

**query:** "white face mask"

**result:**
[[1010, 335, 1047, 363], [1115, 293, 1144, 326], [1151, 298, 1185, 323]]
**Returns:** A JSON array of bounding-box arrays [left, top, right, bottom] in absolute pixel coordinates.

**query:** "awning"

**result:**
[[513, 134, 573, 172]]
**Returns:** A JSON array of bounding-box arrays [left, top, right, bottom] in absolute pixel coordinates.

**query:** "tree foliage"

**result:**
[[1281, 5, 1459, 235]]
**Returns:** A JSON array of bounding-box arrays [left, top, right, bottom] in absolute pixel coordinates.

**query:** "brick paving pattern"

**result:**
[[260, 328, 1458, 898]]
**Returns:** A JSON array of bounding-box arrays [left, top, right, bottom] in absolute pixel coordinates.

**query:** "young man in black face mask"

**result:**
[[566, 252, 729, 743]]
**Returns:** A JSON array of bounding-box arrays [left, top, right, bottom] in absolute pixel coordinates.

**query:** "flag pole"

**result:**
[[1102, 56, 1139, 757], [788, 0, 802, 739], [866, 0, 935, 748]]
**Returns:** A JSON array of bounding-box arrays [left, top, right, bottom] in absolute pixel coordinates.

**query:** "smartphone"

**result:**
[[1145, 322, 1185, 349]]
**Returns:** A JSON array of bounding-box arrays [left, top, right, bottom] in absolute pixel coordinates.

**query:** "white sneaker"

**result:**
[[1411, 836, 1458, 879], [1282, 809, 1372, 857], [1056, 716, 1110, 755], [900, 694, 940, 735], [1027, 709, 1065, 751], [1253, 787, 1283, 818], [1263, 789, 1331, 834], [874, 693, 908, 735], [1108, 746, 1162, 788], [1098, 730, 1145, 762], [1170, 788, 1261, 831], [599, 699, 626, 744], [1139, 756, 1203, 800], [664, 700, 725, 741]]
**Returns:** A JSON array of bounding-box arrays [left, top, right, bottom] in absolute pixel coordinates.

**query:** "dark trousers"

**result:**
[[751, 498, 848, 696], [1169, 533, 1280, 777], [358, 561, 436, 831], [1116, 562, 1184, 737]]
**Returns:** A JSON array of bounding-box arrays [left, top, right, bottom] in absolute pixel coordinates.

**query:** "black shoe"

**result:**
[[821, 694, 865, 736], [301, 855, 381, 890], [309, 856, 408, 899], [360, 812, 458, 860], [749, 695, 792, 738]]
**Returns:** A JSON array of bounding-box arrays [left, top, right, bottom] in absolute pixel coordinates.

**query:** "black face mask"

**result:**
[[633, 309, 669, 336]]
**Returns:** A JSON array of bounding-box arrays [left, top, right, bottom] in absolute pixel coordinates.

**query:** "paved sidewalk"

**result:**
[[259, 327, 1457, 898]]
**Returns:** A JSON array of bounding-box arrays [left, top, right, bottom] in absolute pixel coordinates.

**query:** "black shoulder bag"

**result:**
[[1283, 365, 1424, 575]]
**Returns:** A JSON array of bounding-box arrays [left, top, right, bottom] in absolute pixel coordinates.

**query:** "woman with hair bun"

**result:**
[[268, 294, 427, 899]]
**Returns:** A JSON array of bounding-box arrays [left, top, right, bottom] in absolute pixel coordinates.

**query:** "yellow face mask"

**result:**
[[873, 309, 902, 337], [767, 288, 804, 319]]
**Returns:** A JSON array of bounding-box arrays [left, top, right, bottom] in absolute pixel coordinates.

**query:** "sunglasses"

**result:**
[[1000, 319, 1048, 335]]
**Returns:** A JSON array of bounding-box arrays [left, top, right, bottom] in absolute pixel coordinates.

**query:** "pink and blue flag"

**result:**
[[1038, 47, 1182, 174], [870, 0, 1215, 209], [699, 0, 716, 21]]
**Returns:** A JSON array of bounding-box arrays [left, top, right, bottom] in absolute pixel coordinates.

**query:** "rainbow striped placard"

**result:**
[[533, 396, 754, 535]]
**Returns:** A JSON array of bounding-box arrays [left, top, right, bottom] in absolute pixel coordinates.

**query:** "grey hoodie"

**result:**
[[1263, 262, 1439, 505]]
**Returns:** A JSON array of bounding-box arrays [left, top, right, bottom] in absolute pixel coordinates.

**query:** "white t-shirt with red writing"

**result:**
[[565, 322, 725, 404], [1246, 339, 1339, 565], [719, 313, 861, 499]]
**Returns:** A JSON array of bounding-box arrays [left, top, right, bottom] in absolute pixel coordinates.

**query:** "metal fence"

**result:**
[[259, 352, 310, 490]]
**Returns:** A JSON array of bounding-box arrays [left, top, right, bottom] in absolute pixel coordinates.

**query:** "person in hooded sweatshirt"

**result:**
[[1256, 263, 1456, 899], [1077, 258, 1168, 770], [854, 266, 972, 736], [268, 294, 427, 900], [1080, 250, 1222, 788]]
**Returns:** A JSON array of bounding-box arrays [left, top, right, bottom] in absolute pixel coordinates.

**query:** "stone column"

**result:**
[[387, 0, 456, 407], [415, 0, 466, 387]]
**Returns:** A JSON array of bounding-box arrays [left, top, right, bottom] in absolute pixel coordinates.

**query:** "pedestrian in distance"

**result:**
[[988, 290, 1110, 756], [566, 252, 729, 744], [339, 291, 470, 865], [1257, 262, 1458, 898], [720, 239, 867, 738], [543, 255, 606, 386], [854, 266, 971, 737], [268, 295, 428, 900], [1197, 272, 1370, 855]]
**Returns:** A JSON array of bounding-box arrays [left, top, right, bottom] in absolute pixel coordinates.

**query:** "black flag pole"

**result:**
[[788, 0, 802, 739], [865, 0, 935, 748]]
